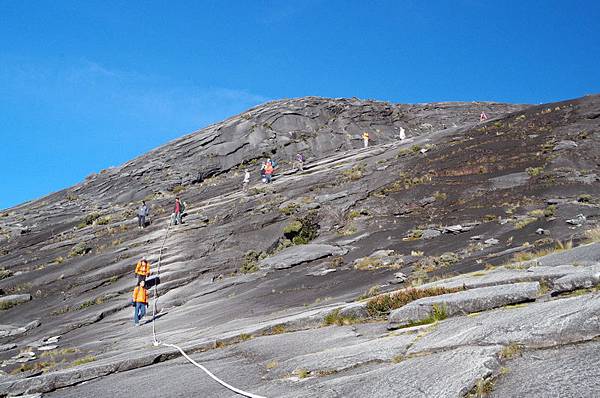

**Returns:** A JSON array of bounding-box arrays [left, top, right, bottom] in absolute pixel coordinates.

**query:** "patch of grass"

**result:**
[[240, 250, 261, 274], [70, 355, 96, 367], [584, 227, 600, 243], [358, 285, 381, 300], [10, 361, 55, 375], [0, 267, 13, 280], [77, 212, 101, 229], [68, 242, 91, 257], [96, 216, 111, 225], [544, 204, 557, 217], [279, 203, 298, 216], [171, 185, 185, 194], [365, 287, 462, 317], [40, 347, 79, 359], [295, 368, 311, 379], [282, 212, 319, 245], [353, 256, 384, 270], [404, 304, 448, 328], [342, 164, 365, 181], [527, 209, 545, 217], [323, 309, 359, 326], [269, 324, 286, 335], [76, 296, 107, 310], [239, 333, 252, 341], [499, 342, 523, 360], [577, 194, 592, 203], [54, 256, 65, 264], [51, 306, 71, 316], [347, 210, 361, 219], [469, 377, 495, 397], [483, 214, 498, 222], [526, 166, 543, 177], [514, 217, 537, 229], [433, 191, 447, 201], [266, 360, 278, 370], [392, 354, 405, 363], [5, 282, 32, 294], [410, 144, 422, 153]]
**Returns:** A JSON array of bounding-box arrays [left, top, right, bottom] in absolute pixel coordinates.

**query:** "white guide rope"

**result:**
[[149, 218, 266, 398]]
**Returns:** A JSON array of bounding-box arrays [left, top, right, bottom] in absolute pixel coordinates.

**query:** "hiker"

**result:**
[[137, 201, 149, 229], [264, 160, 274, 183], [362, 131, 369, 148], [480, 111, 488, 122], [399, 127, 406, 141], [171, 197, 186, 225], [135, 257, 151, 284], [260, 161, 267, 182], [132, 280, 148, 326], [243, 169, 251, 191], [294, 153, 305, 171]]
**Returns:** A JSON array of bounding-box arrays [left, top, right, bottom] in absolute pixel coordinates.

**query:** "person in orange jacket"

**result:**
[[133, 280, 149, 326], [135, 257, 151, 284]]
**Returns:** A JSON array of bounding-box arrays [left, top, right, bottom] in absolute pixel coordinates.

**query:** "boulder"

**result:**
[[421, 229, 442, 239], [259, 244, 348, 270], [0, 294, 32, 308], [389, 282, 540, 329], [553, 140, 578, 151], [551, 265, 600, 295]]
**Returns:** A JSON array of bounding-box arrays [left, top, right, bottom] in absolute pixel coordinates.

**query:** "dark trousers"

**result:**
[[137, 274, 146, 284], [138, 215, 146, 227]]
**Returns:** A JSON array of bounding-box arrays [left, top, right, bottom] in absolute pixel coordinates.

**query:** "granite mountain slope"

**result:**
[[1, 95, 599, 397]]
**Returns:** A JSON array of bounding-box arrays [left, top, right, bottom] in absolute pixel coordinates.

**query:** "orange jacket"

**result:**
[[133, 286, 148, 304], [264, 163, 273, 175], [135, 261, 151, 277]]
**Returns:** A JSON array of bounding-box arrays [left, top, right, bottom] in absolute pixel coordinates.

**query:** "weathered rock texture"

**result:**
[[1, 94, 600, 397]]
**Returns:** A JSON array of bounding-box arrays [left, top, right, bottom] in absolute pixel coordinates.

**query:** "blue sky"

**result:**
[[1, 0, 599, 209]]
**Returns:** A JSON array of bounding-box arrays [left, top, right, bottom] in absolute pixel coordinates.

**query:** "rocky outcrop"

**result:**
[[388, 282, 540, 329], [259, 244, 347, 270]]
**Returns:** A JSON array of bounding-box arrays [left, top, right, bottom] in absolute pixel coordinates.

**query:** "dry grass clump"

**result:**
[[365, 286, 463, 317], [584, 226, 600, 243]]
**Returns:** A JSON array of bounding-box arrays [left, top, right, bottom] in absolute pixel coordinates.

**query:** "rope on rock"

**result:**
[[149, 218, 267, 398]]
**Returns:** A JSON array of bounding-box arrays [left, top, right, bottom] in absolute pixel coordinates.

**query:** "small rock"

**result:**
[[422, 229, 442, 239], [306, 268, 337, 277], [484, 238, 499, 245], [566, 214, 586, 226], [371, 249, 395, 258], [443, 225, 463, 234], [553, 140, 578, 151], [470, 235, 483, 241], [418, 197, 436, 206], [37, 345, 59, 351], [0, 343, 17, 352], [536, 228, 549, 235]]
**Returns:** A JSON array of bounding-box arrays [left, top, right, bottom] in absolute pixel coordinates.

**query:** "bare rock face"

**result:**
[[1, 94, 600, 397]]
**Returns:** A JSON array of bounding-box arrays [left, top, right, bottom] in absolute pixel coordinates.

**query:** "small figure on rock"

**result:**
[[263, 160, 274, 183], [294, 153, 305, 171], [137, 200, 150, 229], [480, 111, 488, 122], [132, 280, 148, 326], [399, 127, 406, 141], [135, 257, 151, 284], [242, 169, 251, 192], [362, 131, 370, 148], [171, 197, 186, 225]]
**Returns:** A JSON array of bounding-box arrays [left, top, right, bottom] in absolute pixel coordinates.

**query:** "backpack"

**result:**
[[271, 159, 278, 169]]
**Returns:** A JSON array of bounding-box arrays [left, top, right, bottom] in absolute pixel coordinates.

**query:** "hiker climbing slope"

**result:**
[[362, 131, 370, 148], [133, 280, 149, 326], [137, 200, 150, 229], [171, 197, 186, 225], [135, 257, 151, 284]]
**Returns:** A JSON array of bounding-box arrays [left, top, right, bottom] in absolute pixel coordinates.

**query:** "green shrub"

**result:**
[[240, 251, 261, 274], [526, 167, 543, 177], [282, 212, 319, 245], [323, 309, 358, 326], [77, 213, 101, 229], [68, 242, 91, 257]]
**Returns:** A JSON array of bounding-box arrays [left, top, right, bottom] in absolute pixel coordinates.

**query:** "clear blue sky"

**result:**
[[1, 1, 599, 209]]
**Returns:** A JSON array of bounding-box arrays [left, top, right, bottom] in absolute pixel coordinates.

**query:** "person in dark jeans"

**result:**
[[137, 201, 149, 228], [133, 280, 148, 326]]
